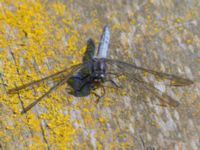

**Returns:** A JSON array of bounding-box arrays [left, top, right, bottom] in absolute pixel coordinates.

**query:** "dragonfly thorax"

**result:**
[[91, 58, 106, 82]]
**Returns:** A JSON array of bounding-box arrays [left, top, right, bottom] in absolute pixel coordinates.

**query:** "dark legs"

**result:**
[[105, 79, 122, 89], [91, 85, 106, 103], [70, 72, 123, 103]]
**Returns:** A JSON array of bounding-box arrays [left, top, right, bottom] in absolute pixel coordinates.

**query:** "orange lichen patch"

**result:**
[[27, 135, 48, 149], [98, 116, 107, 124], [41, 111, 75, 147], [0, 0, 86, 149], [51, 2, 66, 16], [102, 97, 113, 106]]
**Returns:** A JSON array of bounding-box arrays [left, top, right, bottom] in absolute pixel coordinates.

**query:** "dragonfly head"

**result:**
[[92, 58, 106, 82]]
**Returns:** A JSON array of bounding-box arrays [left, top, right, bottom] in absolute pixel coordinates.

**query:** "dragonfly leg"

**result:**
[[105, 79, 122, 88], [101, 85, 106, 97], [92, 91, 101, 103], [93, 85, 106, 103]]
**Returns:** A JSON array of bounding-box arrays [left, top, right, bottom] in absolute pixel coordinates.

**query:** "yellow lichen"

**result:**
[[0, 0, 83, 149]]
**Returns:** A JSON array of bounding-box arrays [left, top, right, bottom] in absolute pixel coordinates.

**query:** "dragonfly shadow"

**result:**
[[67, 38, 95, 97]]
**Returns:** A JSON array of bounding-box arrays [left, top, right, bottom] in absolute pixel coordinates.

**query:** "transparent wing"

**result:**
[[105, 71, 179, 107], [127, 75, 179, 107], [105, 59, 193, 86], [104, 58, 193, 107], [20, 63, 87, 113], [21, 77, 67, 114], [7, 63, 84, 94]]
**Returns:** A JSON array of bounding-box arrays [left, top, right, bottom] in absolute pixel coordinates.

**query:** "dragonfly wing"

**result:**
[[128, 75, 180, 107], [21, 63, 86, 113], [21, 78, 67, 114], [104, 70, 179, 107], [105, 59, 193, 86], [8, 63, 85, 94]]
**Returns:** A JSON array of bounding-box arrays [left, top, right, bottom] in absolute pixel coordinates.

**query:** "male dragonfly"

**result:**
[[8, 26, 193, 114]]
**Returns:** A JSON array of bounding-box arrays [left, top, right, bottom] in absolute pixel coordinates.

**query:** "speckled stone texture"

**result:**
[[0, 0, 200, 149]]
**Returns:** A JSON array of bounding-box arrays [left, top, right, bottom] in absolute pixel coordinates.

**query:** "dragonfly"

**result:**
[[8, 26, 194, 114]]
